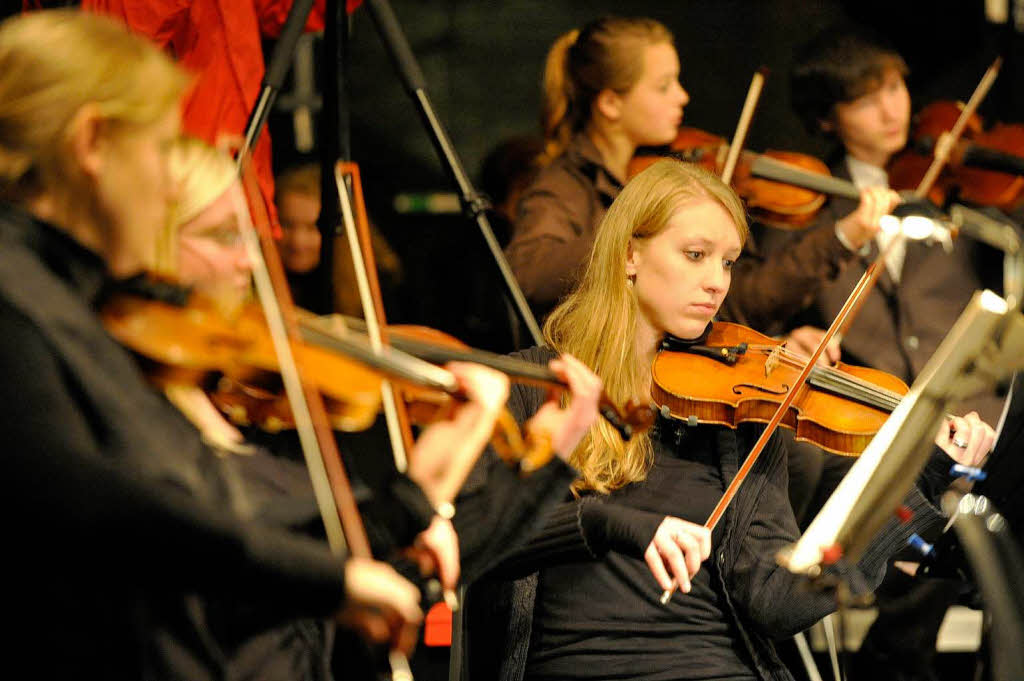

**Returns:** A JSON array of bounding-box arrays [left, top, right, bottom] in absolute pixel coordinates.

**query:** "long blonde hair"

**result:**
[[154, 137, 239, 276], [0, 10, 188, 203], [543, 159, 748, 493], [542, 17, 673, 161]]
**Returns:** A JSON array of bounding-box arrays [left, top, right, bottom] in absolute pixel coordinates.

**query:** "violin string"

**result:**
[[784, 356, 902, 406], [745, 344, 902, 410], [749, 344, 903, 404], [809, 368, 902, 410], [774, 351, 902, 406], [800, 367, 902, 411], [785, 357, 902, 410]]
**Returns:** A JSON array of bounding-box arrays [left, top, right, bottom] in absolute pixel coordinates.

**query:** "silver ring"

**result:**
[[952, 436, 969, 448]]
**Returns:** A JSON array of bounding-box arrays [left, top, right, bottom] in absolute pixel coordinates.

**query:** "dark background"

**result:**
[[265, 0, 1024, 351], [5, 1, 1021, 350]]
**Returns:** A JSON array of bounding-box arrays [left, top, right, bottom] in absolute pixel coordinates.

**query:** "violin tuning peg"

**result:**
[[949, 464, 987, 482], [907, 533, 935, 558]]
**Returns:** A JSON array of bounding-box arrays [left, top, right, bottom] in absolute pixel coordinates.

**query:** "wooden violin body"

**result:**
[[652, 322, 908, 456], [888, 100, 1024, 211], [102, 289, 384, 433], [629, 127, 834, 229]]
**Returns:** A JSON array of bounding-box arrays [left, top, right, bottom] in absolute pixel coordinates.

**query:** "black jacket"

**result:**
[[463, 347, 947, 681]]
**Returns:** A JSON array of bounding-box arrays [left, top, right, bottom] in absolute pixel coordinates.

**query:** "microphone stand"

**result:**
[[362, 0, 543, 346]]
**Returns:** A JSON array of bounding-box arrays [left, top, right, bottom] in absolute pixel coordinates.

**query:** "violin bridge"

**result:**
[[765, 345, 782, 377]]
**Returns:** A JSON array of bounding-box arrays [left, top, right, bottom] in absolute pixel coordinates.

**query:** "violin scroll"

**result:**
[[598, 397, 657, 442]]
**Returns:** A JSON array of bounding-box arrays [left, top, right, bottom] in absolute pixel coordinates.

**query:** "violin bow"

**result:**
[[233, 152, 372, 558], [720, 67, 769, 186], [915, 57, 1002, 199], [238, 154, 421, 680], [332, 165, 564, 500], [333, 162, 426, 680], [334, 162, 417, 474]]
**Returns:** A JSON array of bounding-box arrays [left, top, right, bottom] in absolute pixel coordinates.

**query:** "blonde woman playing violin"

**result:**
[[468, 158, 991, 681]]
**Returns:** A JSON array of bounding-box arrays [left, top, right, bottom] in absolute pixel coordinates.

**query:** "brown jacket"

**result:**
[[507, 133, 857, 327], [505, 134, 620, 320]]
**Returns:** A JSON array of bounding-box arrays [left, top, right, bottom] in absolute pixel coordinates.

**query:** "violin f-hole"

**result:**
[[732, 382, 789, 396]]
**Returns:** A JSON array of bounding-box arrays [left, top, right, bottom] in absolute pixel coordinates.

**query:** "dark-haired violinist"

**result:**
[[782, 25, 1007, 681]]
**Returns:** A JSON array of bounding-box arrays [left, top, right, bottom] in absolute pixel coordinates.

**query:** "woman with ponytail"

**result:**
[[506, 17, 687, 320]]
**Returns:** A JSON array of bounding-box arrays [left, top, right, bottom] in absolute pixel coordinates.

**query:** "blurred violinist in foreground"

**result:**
[[0, 11, 601, 680], [0, 10, 417, 678], [465, 158, 990, 681], [158, 137, 609, 677]]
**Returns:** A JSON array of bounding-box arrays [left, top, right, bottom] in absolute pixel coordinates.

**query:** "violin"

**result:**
[[651, 322, 909, 456], [888, 100, 1024, 212], [628, 126, 836, 230], [102, 282, 652, 460], [103, 284, 564, 480], [316, 317, 657, 441], [657, 215, 905, 601], [101, 281, 386, 432]]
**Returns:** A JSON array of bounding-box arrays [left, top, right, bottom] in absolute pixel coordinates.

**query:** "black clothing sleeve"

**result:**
[[388, 472, 437, 543], [454, 345, 579, 583], [454, 447, 577, 584], [486, 496, 665, 579], [916, 446, 959, 506], [461, 345, 664, 581], [1, 302, 346, 620]]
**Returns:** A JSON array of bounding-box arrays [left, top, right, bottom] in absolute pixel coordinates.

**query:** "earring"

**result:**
[[626, 274, 635, 288]]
